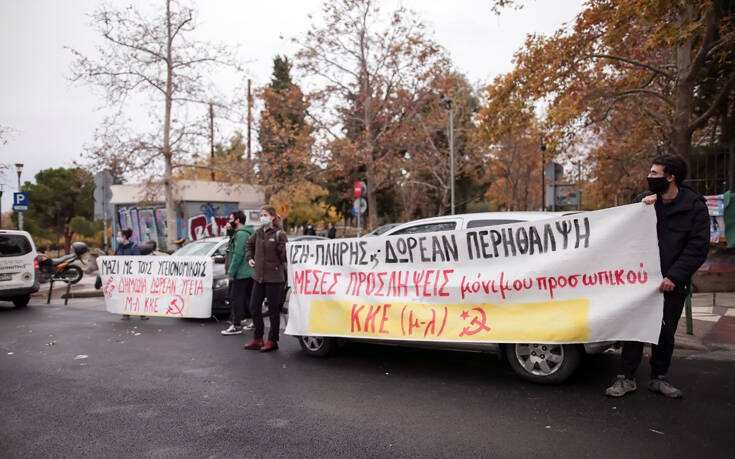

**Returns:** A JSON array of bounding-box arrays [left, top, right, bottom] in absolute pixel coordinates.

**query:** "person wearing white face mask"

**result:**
[[244, 205, 288, 352]]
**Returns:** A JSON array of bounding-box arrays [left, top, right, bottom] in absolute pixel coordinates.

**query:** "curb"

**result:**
[[61, 290, 104, 299], [674, 333, 709, 352], [706, 342, 735, 352]]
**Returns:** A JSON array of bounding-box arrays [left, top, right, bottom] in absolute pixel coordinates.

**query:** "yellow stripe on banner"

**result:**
[[308, 299, 590, 342]]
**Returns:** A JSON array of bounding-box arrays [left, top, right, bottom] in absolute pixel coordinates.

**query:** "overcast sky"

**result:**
[[0, 0, 585, 212]]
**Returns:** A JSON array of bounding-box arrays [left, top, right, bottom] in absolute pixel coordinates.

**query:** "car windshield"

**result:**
[[368, 223, 400, 236], [466, 219, 523, 228], [0, 235, 32, 257], [391, 221, 456, 235], [172, 241, 218, 257]]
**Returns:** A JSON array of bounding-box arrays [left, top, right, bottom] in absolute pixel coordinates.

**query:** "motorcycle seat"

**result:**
[[53, 253, 78, 265]]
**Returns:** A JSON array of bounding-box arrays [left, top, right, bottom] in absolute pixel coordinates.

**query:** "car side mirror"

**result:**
[[212, 255, 226, 264]]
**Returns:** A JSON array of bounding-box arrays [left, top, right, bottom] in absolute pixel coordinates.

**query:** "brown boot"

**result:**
[[244, 338, 264, 350], [260, 340, 278, 352]]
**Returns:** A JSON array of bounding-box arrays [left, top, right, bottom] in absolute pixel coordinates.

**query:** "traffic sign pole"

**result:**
[[353, 182, 367, 237]]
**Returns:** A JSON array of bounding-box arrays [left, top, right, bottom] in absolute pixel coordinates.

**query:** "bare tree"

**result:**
[[0, 125, 14, 146], [69, 0, 237, 248]]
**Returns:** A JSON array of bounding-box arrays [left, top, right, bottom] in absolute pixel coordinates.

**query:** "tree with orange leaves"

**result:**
[[257, 56, 315, 203], [476, 71, 543, 210], [491, 0, 735, 205]]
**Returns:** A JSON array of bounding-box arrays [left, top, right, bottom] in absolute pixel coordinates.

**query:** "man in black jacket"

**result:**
[[606, 154, 709, 399]]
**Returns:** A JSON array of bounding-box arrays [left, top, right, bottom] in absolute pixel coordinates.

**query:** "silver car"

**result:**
[[294, 211, 614, 385]]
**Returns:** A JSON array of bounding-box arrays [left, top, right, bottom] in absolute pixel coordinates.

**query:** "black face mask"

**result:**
[[647, 176, 670, 194]]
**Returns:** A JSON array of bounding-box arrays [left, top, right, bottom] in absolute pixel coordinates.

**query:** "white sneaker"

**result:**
[[221, 325, 243, 335], [242, 319, 255, 331]]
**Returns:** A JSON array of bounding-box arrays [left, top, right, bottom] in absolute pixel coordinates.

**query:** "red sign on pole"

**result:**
[[353, 181, 365, 198]]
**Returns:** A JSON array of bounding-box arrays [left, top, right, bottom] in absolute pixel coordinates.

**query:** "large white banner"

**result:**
[[285, 204, 664, 344], [98, 256, 213, 318]]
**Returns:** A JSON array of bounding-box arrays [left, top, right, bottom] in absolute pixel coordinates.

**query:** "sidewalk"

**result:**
[[31, 274, 102, 303], [676, 292, 735, 351]]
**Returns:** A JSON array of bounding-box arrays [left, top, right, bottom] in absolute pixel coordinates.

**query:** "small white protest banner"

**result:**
[[285, 204, 664, 344], [98, 256, 213, 318]]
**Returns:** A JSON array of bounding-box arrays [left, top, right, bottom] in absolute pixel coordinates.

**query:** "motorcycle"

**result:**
[[37, 242, 88, 284]]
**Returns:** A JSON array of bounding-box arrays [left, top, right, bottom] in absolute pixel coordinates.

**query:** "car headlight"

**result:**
[[214, 278, 229, 289]]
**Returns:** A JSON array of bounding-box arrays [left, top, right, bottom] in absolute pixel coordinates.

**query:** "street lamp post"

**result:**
[[540, 141, 546, 211], [440, 97, 455, 215], [0, 184, 4, 229], [15, 163, 23, 231], [55, 201, 61, 251]]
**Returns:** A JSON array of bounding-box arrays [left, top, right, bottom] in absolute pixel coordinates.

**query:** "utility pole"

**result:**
[[540, 141, 546, 211], [209, 103, 215, 181], [0, 184, 4, 229], [577, 160, 582, 211], [55, 201, 61, 250], [440, 97, 455, 215], [247, 79, 252, 162], [102, 172, 109, 253], [15, 163, 23, 231]]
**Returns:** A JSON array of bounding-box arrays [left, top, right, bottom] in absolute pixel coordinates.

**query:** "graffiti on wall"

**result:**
[[187, 203, 237, 241], [117, 207, 169, 250], [116, 202, 241, 251]]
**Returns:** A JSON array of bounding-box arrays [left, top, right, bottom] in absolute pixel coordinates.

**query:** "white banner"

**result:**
[[285, 204, 664, 344], [98, 256, 213, 318]]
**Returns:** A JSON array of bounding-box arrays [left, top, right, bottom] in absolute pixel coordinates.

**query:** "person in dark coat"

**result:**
[[304, 223, 316, 235], [115, 228, 147, 320], [244, 205, 288, 352], [115, 228, 140, 256], [606, 154, 709, 399], [327, 222, 336, 239]]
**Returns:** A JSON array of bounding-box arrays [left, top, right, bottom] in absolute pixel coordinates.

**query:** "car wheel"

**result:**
[[504, 343, 582, 384], [297, 336, 337, 357], [13, 294, 30, 308]]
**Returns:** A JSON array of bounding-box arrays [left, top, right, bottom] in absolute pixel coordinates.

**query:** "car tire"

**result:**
[[13, 294, 30, 308], [297, 336, 337, 357], [503, 343, 582, 384]]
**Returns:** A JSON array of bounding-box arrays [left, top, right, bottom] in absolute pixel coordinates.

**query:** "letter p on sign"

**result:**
[[13, 192, 29, 212]]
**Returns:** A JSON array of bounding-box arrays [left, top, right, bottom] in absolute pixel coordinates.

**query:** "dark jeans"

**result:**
[[250, 281, 284, 342], [621, 292, 687, 379], [230, 278, 254, 326]]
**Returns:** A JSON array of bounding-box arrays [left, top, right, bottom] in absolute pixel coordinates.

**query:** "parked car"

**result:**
[[293, 211, 613, 384], [364, 222, 401, 236], [0, 230, 40, 307], [289, 235, 328, 242], [170, 237, 230, 314]]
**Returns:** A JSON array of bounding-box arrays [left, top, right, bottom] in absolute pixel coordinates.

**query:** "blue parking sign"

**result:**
[[13, 192, 29, 212]]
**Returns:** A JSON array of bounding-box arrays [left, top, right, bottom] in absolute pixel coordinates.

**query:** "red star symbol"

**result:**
[[460, 310, 469, 320]]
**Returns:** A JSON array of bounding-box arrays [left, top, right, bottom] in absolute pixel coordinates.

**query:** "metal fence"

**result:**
[[687, 145, 732, 195]]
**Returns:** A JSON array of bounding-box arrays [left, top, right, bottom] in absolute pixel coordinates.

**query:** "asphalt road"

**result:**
[[1, 298, 734, 458]]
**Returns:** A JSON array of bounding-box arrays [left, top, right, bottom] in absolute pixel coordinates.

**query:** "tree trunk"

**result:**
[[672, 49, 694, 158], [671, 7, 695, 159], [366, 154, 378, 230], [164, 0, 177, 249]]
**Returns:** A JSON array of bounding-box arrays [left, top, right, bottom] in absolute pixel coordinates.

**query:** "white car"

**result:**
[[295, 211, 614, 384], [0, 230, 40, 307]]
